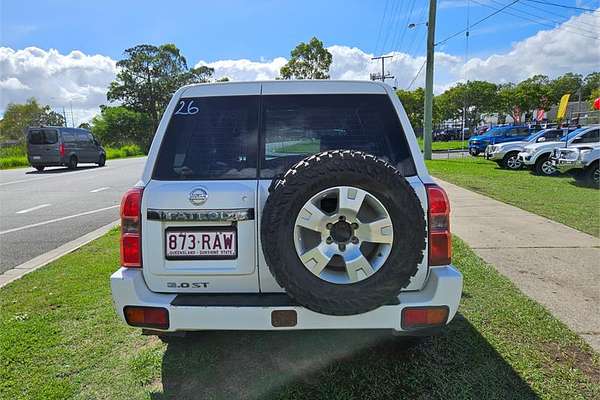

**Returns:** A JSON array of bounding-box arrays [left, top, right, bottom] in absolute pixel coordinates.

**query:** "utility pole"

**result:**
[[370, 55, 394, 82], [70, 102, 75, 128], [423, 0, 437, 160]]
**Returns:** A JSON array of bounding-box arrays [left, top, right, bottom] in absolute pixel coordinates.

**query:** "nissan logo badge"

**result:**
[[189, 188, 208, 206]]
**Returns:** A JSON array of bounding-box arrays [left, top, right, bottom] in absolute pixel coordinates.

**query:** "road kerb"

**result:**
[[0, 220, 120, 289]]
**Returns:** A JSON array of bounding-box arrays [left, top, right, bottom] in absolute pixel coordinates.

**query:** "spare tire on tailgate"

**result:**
[[261, 150, 426, 315]]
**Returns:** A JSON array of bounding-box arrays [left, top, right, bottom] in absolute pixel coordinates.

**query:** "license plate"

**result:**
[[32, 156, 41, 160], [165, 228, 237, 260]]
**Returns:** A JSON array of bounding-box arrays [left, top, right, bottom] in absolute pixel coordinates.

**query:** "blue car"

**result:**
[[468, 125, 533, 156]]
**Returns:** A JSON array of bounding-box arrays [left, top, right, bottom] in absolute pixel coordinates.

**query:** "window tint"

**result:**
[[580, 129, 600, 143], [77, 132, 91, 142], [28, 129, 58, 145], [261, 94, 415, 178], [62, 131, 76, 142], [153, 96, 259, 180]]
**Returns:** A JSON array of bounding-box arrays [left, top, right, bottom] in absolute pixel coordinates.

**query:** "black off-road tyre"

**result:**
[[261, 150, 426, 316], [98, 154, 106, 167]]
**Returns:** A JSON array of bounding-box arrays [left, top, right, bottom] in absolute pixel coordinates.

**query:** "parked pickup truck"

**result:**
[[110, 80, 463, 342], [552, 144, 600, 188], [468, 125, 532, 156], [518, 125, 600, 176], [484, 128, 567, 170]]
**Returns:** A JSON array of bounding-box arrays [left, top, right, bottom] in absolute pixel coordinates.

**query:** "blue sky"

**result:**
[[1, 1, 598, 123], [1, 0, 591, 63]]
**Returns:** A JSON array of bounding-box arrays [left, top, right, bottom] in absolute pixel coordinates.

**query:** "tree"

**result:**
[[549, 72, 583, 103], [397, 88, 425, 129], [78, 122, 92, 130], [280, 37, 332, 80], [107, 44, 214, 132], [582, 72, 600, 99], [497, 83, 523, 123], [91, 106, 153, 150], [494, 76, 553, 123], [0, 98, 65, 142], [435, 81, 498, 129]]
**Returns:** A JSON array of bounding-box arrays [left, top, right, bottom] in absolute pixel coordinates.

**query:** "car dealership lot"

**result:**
[[0, 157, 146, 273]]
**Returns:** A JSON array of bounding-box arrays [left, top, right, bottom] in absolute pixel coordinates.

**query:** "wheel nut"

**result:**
[[351, 236, 359, 244], [326, 237, 333, 244], [338, 243, 346, 251], [351, 222, 359, 229], [339, 215, 346, 221], [326, 223, 333, 230]]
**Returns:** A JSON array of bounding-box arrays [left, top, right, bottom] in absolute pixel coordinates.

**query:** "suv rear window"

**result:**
[[153, 94, 416, 180], [261, 94, 415, 178], [28, 129, 58, 145], [153, 96, 259, 180]]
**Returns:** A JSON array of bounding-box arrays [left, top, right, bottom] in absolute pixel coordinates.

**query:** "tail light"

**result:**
[[425, 184, 451, 266], [124, 306, 169, 329], [59, 143, 65, 157], [402, 306, 449, 330], [120, 187, 143, 267]]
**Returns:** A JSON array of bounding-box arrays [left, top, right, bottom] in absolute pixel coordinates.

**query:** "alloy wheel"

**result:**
[[506, 155, 522, 169], [541, 160, 556, 175], [293, 186, 393, 284]]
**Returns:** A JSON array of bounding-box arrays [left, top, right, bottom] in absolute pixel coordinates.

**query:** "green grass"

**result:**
[[427, 156, 600, 238], [0, 144, 145, 170], [1, 230, 598, 399], [417, 137, 468, 152], [104, 144, 144, 160], [273, 140, 321, 154], [0, 146, 28, 169]]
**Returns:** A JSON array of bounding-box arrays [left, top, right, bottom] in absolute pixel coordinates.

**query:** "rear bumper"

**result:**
[[110, 266, 463, 333]]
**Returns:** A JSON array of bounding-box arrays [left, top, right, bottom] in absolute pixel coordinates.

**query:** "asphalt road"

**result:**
[[0, 157, 147, 274]]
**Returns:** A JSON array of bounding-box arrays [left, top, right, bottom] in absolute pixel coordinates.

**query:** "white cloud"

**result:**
[[459, 11, 600, 83], [196, 57, 287, 81], [0, 10, 597, 124], [0, 77, 30, 90], [0, 47, 116, 124]]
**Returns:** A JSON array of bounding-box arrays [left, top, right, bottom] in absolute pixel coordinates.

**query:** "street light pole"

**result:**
[[423, 0, 437, 160]]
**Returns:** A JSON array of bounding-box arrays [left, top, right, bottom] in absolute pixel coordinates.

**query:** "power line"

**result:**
[[522, 0, 599, 12], [435, 0, 520, 46], [394, 0, 416, 54], [515, 0, 598, 30], [380, 0, 402, 54], [405, 4, 428, 56], [407, 59, 426, 89], [488, 0, 599, 37], [476, 0, 600, 40], [374, 0, 390, 55]]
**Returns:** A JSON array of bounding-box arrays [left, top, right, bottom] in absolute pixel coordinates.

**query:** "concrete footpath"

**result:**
[[437, 179, 600, 352]]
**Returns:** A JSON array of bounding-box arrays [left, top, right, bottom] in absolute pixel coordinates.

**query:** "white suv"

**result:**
[[111, 80, 462, 339], [517, 125, 600, 176]]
